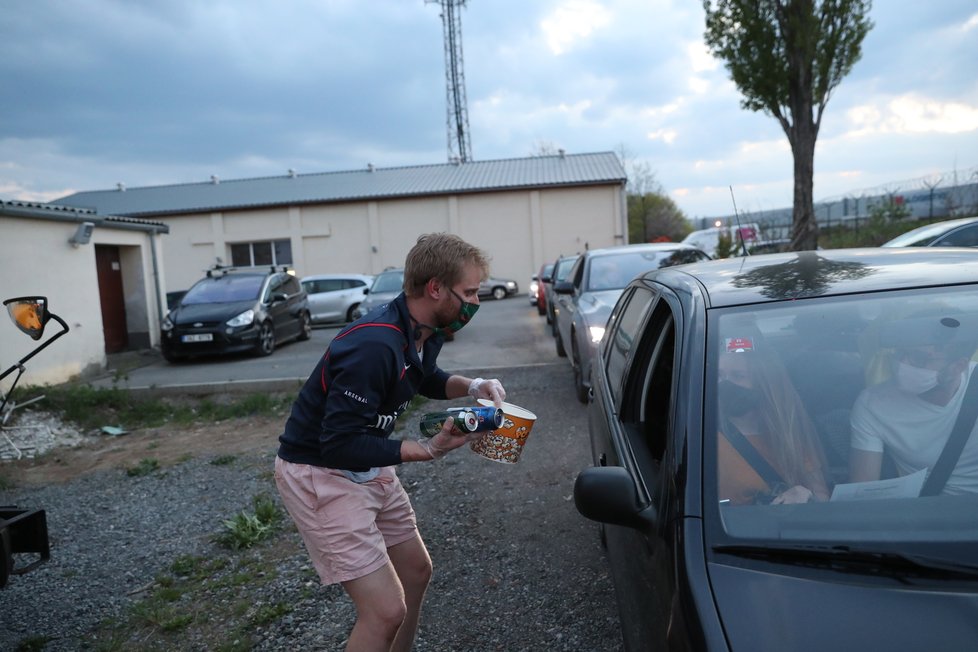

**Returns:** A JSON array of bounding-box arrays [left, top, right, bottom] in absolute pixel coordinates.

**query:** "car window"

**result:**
[[555, 256, 579, 282], [605, 287, 656, 400], [936, 223, 978, 247], [282, 276, 301, 295], [371, 271, 404, 294], [708, 284, 978, 547], [344, 279, 368, 289], [181, 275, 264, 304]]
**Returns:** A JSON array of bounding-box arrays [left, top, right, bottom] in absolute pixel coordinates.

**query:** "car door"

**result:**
[[591, 283, 688, 650], [263, 273, 291, 338], [307, 278, 344, 322]]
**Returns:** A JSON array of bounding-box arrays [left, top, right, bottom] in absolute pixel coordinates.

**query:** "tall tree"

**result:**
[[703, 0, 873, 250], [628, 192, 691, 243]]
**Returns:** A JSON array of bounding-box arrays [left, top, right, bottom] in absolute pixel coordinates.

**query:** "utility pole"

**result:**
[[427, 0, 472, 163]]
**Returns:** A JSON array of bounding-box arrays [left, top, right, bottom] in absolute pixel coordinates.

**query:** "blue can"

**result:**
[[467, 405, 504, 432]]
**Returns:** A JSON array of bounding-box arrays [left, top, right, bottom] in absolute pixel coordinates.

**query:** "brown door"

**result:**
[[95, 245, 129, 353]]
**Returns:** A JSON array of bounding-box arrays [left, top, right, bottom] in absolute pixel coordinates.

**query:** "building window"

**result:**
[[230, 240, 293, 267]]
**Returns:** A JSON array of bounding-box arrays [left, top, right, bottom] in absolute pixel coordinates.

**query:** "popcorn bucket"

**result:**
[[469, 399, 537, 463]]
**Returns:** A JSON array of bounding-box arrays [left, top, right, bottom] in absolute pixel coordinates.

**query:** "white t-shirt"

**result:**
[[850, 362, 978, 495]]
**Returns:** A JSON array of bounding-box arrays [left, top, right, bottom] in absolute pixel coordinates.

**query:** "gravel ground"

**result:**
[[0, 364, 622, 651]]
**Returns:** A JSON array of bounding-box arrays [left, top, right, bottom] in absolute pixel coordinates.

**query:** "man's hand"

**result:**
[[418, 417, 472, 460], [467, 377, 506, 407]]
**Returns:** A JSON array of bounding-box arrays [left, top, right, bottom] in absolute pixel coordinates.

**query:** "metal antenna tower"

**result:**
[[427, 0, 472, 163]]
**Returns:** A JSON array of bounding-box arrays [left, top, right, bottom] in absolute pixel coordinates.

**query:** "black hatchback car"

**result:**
[[574, 248, 978, 650], [161, 266, 311, 361]]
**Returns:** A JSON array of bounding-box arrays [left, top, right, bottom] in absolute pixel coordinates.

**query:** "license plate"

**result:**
[[181, 333, 213, 343]]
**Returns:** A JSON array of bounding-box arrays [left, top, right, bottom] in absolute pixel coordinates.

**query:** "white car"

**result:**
[[881, 216, 978, 248], [300, 273, 374, 324]]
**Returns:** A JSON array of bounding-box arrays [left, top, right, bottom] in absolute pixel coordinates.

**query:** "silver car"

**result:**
[[352, 268, 405, 320], [553, 242, 710, 403], [300, 273, 374, 324]]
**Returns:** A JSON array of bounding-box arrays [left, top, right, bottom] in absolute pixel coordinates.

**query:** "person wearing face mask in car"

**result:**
[[275, 232, 506, 652], [850, 314, 978, 495]]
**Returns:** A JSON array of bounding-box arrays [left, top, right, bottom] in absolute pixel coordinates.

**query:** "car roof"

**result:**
[[881, 216, 978, 246], [638, 247, 978, 308], [301, 273, 373, 281]]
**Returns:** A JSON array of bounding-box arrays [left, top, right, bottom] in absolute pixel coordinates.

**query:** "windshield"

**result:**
[[708, 285, 978, 549], [371, 271, 404, 294], [587, 250, 698, 291], [181, 275, 264, 304]]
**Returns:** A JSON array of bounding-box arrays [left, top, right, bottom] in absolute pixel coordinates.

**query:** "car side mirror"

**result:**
[[362, 287, 369, 296], [271, 292, 288, 303], [554, 280, 575, 295], [574, 466, 657, 530]]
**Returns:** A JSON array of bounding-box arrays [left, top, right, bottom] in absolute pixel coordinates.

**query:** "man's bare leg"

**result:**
[[343, 563, 407, 652], [388, 534, 433, 652]]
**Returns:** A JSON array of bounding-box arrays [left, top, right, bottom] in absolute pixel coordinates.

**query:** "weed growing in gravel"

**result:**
[[211, 454, 237, 466], [126, 458, 159, 477], [215, 493, 282, 550]]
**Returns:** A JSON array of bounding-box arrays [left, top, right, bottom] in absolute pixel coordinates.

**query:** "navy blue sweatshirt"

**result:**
[[277, 293, 451, 471]]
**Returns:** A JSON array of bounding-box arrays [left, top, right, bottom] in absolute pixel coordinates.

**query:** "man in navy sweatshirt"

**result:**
[[275, 232, 506, 651]]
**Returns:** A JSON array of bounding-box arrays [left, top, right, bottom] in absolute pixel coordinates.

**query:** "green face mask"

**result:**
[[436, 289, 479, 336]]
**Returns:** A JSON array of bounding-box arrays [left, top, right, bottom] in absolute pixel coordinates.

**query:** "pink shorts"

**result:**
[[274, 458, 418, 585]]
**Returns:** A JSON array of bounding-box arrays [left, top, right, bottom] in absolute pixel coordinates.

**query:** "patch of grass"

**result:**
[[215, 493, 282, 551], [211, 454, 237, 466], [0, 474, 14, 491], [126, 458, 159, 477], [251, 602, 291, 626], [11, 385, 292, 432]]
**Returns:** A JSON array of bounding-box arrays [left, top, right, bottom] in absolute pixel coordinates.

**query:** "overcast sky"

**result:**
[[2, 0, 976, 219]]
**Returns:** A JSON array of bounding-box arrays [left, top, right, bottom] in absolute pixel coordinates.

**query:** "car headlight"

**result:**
[[227, 309, 255, 328], [588, 325, 606, 343], [161, 316, 173, 331], [506, 281, 517, 289]]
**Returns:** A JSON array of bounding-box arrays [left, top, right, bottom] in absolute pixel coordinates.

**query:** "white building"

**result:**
[[0, 201, 169, 388]]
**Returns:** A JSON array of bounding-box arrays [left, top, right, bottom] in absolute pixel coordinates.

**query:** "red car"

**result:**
[[535, 262, 553, 316]]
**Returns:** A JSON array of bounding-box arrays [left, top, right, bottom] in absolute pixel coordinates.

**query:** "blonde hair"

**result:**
[[403, 233, 490, 298]]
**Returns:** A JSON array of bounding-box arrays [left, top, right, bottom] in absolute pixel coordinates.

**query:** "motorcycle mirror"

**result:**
[[3, 296, 50, 341]]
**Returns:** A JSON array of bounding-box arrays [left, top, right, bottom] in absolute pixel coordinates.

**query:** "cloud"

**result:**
[[540, 1, 612, 55], [846, 94, 978, 136]]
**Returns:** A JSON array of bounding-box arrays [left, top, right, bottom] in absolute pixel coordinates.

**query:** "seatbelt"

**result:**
[[722, 419, 786, 490], [919, 366, 978, 497]]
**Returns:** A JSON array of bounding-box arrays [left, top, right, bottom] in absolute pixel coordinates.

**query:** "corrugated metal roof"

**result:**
[[50, 151, 626, 217], [1, 198, 168, 231]]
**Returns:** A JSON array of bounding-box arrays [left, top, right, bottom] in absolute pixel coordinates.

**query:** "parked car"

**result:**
[[535, 262, 554, 316], [300, 273, 374, 324], [574, 248, 978, 651], [881, 216, 978, 248], [353, 268, 404, 320], [553, 242, 710, 402], [546, 254, 579, 330], [479, 276, 519, 300], [528, 274, 540, 306], [161, 265, 311, 361]]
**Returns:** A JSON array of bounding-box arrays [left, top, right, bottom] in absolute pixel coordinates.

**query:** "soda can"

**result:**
[[467, 405, 504, 432], [419, 409, 479, 437]]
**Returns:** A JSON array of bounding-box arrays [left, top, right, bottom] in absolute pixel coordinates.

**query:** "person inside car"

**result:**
[[717, 331, 830, 505], [849, 314, 978, 494]]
